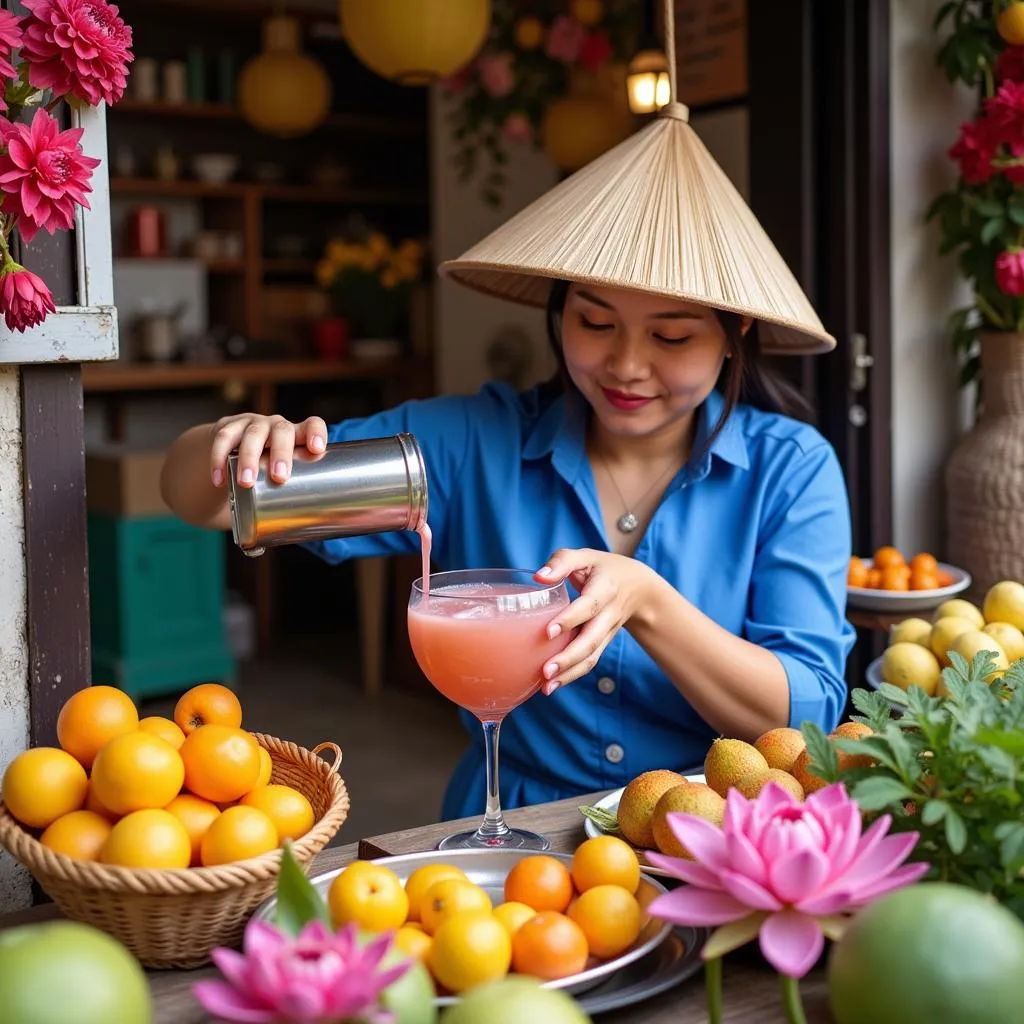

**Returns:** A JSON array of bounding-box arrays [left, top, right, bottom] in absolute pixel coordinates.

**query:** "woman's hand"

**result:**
[[209, 413, 329, 488], [535, 548, 659, 694]]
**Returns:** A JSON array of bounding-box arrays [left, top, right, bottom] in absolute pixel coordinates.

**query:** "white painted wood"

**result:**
[[0, 102, 119, 364]]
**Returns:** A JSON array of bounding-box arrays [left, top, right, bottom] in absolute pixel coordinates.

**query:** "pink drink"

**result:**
[[408, 583, 571, 719], [417, 522, 432, 597]]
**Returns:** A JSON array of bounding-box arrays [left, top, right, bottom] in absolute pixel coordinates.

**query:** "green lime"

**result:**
[[440, 977, 591, 1024], [828, 883, 1024, 1024]]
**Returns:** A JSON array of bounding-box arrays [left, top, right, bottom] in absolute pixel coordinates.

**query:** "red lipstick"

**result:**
[[601, 388, 653, 411]]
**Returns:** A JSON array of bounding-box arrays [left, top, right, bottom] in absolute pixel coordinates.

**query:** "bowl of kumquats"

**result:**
[[847, 546, 971, 613]]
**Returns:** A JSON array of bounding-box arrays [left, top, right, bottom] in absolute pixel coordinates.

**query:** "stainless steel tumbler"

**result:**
[[226, 433, 427, 557]]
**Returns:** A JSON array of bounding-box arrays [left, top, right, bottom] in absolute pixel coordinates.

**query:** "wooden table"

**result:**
[[0, 793, 833, 1023]]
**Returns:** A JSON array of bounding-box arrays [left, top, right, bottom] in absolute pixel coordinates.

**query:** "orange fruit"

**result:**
[[910, 568, 940, 591], [404, 863, 469, 923], [511, 911, 589, 980], [90, 732, 185, 816], [428, 913, 512, 993], [39, 809, 112, 861], [999, 2, 1024, 45], [2, 747, 88, 829], [873, 546, 904, 569], [179, 724, 261, 803], [847, 556, 869, 588], [173, 683, 242, 736], [84, 781, 118, 821], [394, 924, 432, 963], [138, 716, 185, 750], [493, 901, 537, 938], [571, 835, 641, 894], [254, 746, 273, 789], [100, 808, 192, 869], [200, 805, 278, 866], [866, 568, 883, 588], [910, 552, 938, 574], [165, 793, 221, 866], [568, 884, 642, 959], [420, 878, 493, 935], [328, 861, 409, 932], [56, 685, 139, 770], [240, 784, 314, 842], [504, 855, 573, 913], [880, 565, 911, 591]]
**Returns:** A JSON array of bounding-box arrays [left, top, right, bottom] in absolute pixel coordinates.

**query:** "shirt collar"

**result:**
[[523, 386, 750, 477]]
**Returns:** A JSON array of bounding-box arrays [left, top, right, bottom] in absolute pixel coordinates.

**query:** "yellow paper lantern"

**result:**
[[340, 0, 491, 85], [543, 69, 634, 173], [626, 48, 670, 115], [239, 16, 332, 138]]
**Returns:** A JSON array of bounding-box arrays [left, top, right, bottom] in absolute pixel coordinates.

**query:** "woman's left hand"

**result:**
[[535, 548, 658, 694]]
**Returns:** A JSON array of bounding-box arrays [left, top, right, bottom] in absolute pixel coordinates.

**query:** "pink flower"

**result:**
[[19, 0, 133, 107], [545, 15, 586, 63], [996, 249, 1024, 296], [502, 112, 533, 143], [0, 108, 100, 243], [0, 11, 24, 111], [441, 62, 472, 97], [0, 266, 56, 332], [646, 782, 928, 979], [478, 52, 515, 99], [578, 31, 613, 72], [193, 919, 410, 1024], [986, 79, 1024, 138], [949, 118, 999, 183], [996, 45, 1024, 83]]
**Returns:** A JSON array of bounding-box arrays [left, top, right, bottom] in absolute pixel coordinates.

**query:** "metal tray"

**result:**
[[254, 847, 674, 1007]]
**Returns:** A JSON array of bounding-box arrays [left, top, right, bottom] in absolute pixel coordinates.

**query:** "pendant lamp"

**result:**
[[339, 0, 491, 86], [627, 2, 670, 114]]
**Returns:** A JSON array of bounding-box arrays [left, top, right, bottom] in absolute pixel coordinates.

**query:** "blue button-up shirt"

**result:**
[[308, 382, 855, 819]]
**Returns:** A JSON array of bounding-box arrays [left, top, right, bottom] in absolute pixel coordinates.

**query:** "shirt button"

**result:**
[[605, 743, 624, 764], [597, 676, 616, 695]]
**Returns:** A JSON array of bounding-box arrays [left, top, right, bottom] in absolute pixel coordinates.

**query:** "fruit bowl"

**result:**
[[847, 561, 971, 613], [0, 734, 349, 969], [254, 848, 676, 1007]]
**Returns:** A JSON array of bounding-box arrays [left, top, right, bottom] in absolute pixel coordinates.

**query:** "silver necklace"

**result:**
[[595, 450, 683, 534]]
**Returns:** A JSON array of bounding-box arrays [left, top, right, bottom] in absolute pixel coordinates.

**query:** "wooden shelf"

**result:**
[[81, 357, 422, 394], [109, 178, 426, 206], [262, 258, 318, 275], [115, 255, 245, 274], [113, 99, 426, 137]]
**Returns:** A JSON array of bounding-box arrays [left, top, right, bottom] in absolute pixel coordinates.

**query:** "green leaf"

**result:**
[[921, 799, 949, 826], [980, 216, 1006, 244], [275, 842, 332, 938], [974, 727, 1024, 757], [850, 776, 914, 812], [800, 721, 839, 783], [999, 823, 1024, 872], [877, 682, 910, 706], [945, 809, 969, 855], [579, 805, 620, 835]]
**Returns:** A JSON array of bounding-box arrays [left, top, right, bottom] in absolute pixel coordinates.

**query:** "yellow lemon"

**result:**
[[394, 924, 432, 963], [328, 861, 409, 933], [929, 616, 977, 666], [983, 580, 1024, 631], [493, 901, 537, 938], [984, 621, 1024, 664], [881, 642, 942, 696], [420, 878, 492, 935], [404, 863, 469, 923], [949, 629, 1009, 679], [888, 617, 933, 647], [428, 913, 512, 993], [933, 599, 984, 629]]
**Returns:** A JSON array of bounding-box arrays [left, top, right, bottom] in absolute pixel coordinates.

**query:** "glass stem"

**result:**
[[476, 718, 509, 839]]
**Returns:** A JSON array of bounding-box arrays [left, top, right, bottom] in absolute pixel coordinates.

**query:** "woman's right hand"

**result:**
[[209, 413, 329, 489]]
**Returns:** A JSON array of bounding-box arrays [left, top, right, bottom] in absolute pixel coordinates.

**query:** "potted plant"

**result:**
[[928, 1, 1024, 597]]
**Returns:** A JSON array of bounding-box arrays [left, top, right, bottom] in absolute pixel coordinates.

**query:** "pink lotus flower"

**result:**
[[193, 919, 410, 1024], [0, 265, 56, 332], [478, 52, 515, 99], [20, 0, 133, 107], [546, 15, 586, 63], [502, 112, 533, 143], [647, 782, 927, 980], [996, 249, 1024, 296], [0, 10, 23, 112], [0, 108, 100, 243]]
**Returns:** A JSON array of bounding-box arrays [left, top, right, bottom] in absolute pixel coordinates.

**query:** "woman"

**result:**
[[160, 275, 855, 821]]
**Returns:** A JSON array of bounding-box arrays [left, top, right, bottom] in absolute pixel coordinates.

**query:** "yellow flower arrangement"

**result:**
[[317, 232, 426, 339]]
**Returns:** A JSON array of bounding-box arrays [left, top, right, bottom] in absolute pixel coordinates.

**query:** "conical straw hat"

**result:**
[[440, 2, 833, 356]]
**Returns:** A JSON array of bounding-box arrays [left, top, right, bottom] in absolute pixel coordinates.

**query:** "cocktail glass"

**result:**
[[407, 568, 573, 851]]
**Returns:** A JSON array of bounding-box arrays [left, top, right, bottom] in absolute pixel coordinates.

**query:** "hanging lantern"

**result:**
[[543, 68, 634, 173], [339, 0, 491, 86], [239, 15, 332, 138], [626, 48, 670, 115]]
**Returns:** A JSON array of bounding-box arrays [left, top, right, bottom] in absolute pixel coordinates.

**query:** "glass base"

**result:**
[[436, 828, 550, 852]]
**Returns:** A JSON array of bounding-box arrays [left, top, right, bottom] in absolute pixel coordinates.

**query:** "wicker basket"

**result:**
[[0, 733, 349, 969]]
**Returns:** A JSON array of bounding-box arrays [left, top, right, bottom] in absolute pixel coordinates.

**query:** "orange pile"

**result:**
[[327, 837, 646, 994], [848, 546, 954, 592], [1, 683, 315, 870]]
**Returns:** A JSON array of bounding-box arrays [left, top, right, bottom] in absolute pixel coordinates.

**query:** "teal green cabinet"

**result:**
[[88, 512, 236, 701]]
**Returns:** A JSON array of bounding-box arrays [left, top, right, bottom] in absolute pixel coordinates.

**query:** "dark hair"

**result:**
[[543, 279, 814, 450]]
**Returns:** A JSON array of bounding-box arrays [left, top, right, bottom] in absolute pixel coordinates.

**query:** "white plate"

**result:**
[[865, 655, 884, 690], [847, 560, 971, 613], [581, 774, 706, 879], [254, 848, 672, 1007]]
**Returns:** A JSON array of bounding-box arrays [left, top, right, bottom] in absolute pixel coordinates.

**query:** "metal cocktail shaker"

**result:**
[[226, 433, 427, 557]]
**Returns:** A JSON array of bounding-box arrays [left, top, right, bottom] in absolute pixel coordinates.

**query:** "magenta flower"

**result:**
[[0, 108, 100, 242], [646, 782, 926, 1022], [949, 118, 999, 184], [0, 265, 56, 332], [19, 0, 133, 107], [545, 15, 586, 63], [0, 10, 23, 112], [478, 52, 515, 99], [996, 249, 1024, 296], [193, 919, 410, 1024]]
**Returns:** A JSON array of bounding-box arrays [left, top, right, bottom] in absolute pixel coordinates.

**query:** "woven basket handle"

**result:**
[[312, 742, 343, 775]]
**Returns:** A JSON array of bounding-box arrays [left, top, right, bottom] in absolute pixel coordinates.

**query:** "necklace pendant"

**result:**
[[617, 512, 639, 534]]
